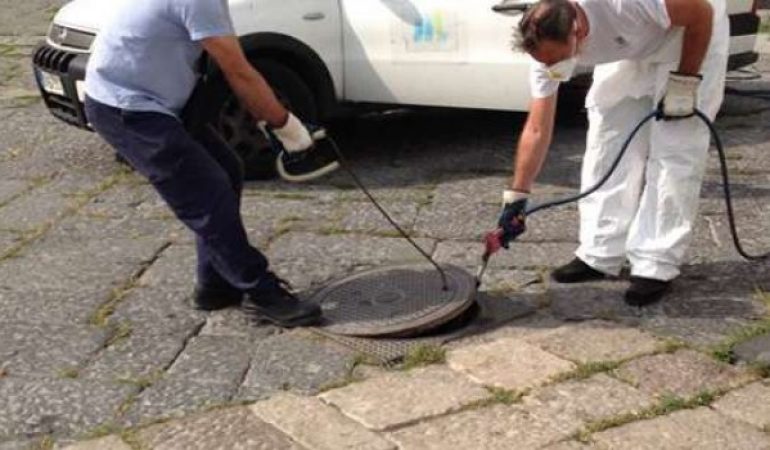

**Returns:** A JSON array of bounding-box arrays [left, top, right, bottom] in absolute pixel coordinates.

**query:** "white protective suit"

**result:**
[[530, 0, 729, 280]]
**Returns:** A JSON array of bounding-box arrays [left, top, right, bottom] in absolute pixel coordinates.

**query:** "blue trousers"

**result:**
[[85, 97, 269, 291]]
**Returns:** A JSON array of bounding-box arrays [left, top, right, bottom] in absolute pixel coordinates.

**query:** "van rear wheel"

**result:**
[[208, 59, 318, 180]]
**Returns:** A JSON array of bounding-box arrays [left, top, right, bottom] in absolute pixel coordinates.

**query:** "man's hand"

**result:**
[[659, 72, 702, 120], [497, 190, 529, 249], [271, 113, 313, 153]]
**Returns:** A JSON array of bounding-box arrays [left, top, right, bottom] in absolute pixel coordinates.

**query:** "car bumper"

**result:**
[[32, 43, 90, 130]]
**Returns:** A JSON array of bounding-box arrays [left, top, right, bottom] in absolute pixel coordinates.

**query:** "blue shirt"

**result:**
[[85, 0, 234, 117]]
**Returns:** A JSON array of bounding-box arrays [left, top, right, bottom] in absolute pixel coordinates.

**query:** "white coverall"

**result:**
[[530, 0, 729, 281]]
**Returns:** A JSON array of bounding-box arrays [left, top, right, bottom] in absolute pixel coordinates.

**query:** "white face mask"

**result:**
[[545, 33, 578, 82]]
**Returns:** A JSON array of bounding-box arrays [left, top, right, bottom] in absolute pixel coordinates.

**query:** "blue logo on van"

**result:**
[[413, 11, 448, 44]]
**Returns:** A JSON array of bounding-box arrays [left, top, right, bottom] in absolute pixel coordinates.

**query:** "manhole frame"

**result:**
[[310, 263, 477, 339]]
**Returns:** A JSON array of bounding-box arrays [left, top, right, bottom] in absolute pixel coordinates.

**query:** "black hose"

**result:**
[[324, 135, 451, 290], [525, 109, 769, 261]]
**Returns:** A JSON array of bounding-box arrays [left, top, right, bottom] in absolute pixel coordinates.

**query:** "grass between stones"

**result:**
[[576, 390, 722, 443], [0, 169, 130, 262], [401, 344, 447, 370], [105, 321, 134, 347], [485, 386, 524, 405], [58, 367, 80, 380], [711, 296, 770, 366], [30, 436, 55, 450], [551, 361, 623, 383], [88, 242, 171, 327], [318, 353, 375, 392], [120, 429, 148, 450]]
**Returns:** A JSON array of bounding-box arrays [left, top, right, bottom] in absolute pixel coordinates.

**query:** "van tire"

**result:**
[[205, 59, 319, 180]]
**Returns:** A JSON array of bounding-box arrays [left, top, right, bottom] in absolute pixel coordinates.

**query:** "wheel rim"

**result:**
[[217, 95, 269, 161], [216, 90, 294, 162]]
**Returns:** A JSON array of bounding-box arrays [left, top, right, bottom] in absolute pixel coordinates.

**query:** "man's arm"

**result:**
[[511, 94, 558, 193], [665, 0, 713, 75], [202, 35, 288, 128]]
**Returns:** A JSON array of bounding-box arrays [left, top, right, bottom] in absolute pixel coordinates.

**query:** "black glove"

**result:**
[[497, 194, 528, 250]]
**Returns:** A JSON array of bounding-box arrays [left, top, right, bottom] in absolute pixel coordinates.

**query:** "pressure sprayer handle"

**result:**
[[476, 228, 505, 287]]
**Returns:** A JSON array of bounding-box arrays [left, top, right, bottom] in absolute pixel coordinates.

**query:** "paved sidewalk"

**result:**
[[1, 8, 770, 450]]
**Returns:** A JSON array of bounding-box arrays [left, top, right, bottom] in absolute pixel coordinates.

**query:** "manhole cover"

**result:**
[[310, 264, 476, 338]]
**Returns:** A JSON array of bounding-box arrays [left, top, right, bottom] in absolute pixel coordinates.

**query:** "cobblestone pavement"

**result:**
[[1, 7, 770, 450]]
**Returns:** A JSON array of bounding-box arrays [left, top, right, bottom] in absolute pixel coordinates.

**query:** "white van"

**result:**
[[32, 0, 762, 178]]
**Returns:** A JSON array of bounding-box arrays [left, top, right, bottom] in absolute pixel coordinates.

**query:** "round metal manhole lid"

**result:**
[[311, 264, 476, 338]]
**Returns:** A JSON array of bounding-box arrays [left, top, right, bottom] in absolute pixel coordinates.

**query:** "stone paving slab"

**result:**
[[430, 174, 509, 205], [477, 269, 545, 295], [136, 406, 305, 450], [62, 436, 132, 450], [434, 240, 577, 269], [712, 381, 770, 430], [545, 281, 651, 322], [413, 202, 500, 240], [110, 287, 207, 336], [542, 441, 596, 450], [0, 288, 109, 326], [517, 206, 580, 243], [639, 316, 756, 349], [252, 393, 395, 450], [0, 439, 47, 450], [522, 374, 656, 425], [239, 332, 355, 401], [734, 333, 770, 366], [447, 338, 576, 391], [320, 366, 490, 431], [337, 200, 419, 235], [198, 308, 280, 340], [0, 237, 162, 293], [166, 336, 252, 386], [0, 322, 106, 379], [0, 231, 22, 256], [137, 244, 196, 289], [591, 407, 770, 450], [80, 183, 158, 219], [0, 187, 77, 233], [82, 331, 188, 383], [0, 377, 135, 439], [530, 321, 661, 364], [0, 179, 27, 206], [123, 377, 235, 428], [614, 350, 757, 399], [267, 232, 437, 269], [51, 214, 180, 243], [268, 258, 346, 292], [240, 197, 340, 232], [388, 403, 580, 450]]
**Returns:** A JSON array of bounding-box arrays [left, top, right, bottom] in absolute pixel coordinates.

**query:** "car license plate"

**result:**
[[37, 70, 65, 97], [75, 80, 85, 102]]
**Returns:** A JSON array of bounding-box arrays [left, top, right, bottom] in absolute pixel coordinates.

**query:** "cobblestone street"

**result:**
[[1, 3, 770, 450]]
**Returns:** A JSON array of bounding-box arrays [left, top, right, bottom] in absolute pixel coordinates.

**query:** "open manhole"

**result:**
[[310, 263, 477, 338]]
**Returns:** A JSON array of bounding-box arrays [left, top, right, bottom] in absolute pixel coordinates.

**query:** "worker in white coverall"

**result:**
[[496, 0, 728, 306]]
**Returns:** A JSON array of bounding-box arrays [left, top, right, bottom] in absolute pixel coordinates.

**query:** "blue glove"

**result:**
[[497, 192, 528, 249]]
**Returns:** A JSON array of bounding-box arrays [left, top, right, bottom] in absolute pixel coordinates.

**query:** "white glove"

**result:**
[[271, 113, 313, 153], [502, 189, 529, 207], [660, 72, 702, 120]]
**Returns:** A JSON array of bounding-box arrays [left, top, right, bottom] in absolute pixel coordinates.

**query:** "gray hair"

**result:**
[[514, 0, 577, 53]]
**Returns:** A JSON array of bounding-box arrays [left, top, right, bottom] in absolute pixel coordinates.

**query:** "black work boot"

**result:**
[[243, 273, 322, 327], [625, 277, 671, 307], [193, 285, 243, 311], [552, 258, 607, 283]]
